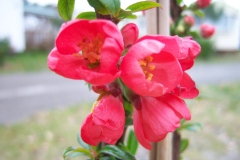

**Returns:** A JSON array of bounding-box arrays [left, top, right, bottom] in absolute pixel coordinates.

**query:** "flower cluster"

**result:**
[[48, 19, 201, 150]]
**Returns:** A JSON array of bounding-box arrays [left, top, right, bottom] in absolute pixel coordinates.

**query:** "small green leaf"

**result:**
[[125, 117, 133, 127], [63, 147, 93, 160], [63, 146, 75, 159], [127, 129, 138, 155], [99, 0, 121, 16], [99, 156, 117, 160], [188, 31, 201, 39], [87, 0, 109, 15], [118, 9, 137, 19], [99, 145, 136, 160], [76, 11, 96, 20], [77, 133, 90, 150], [126, 1, 161, 13], [194, 10, 205, 18], [176, 0, 183, 5], [180, 139, 189, 153], [178, 122, 202, 132], [58, 0, 75, 20]]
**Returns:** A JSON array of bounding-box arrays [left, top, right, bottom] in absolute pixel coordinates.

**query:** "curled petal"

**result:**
[[173, 72, 199, 99], [133, 108, 152, 150], [121, 23, 139, 48]]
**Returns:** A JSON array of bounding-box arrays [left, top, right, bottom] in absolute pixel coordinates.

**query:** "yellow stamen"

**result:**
[[138, 56, 155, 81], [91, 101, 99, 113], [77, 34, 103, 65]]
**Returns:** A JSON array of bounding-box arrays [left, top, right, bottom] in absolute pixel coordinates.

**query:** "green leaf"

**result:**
[[194, 10, 205, 18], [180, 139, 189, 153], [118, 9, 137, 19], [76, 11, 96, 20], [125, 117, 133, 127], [63, 146, 75, 159], [99, 156, 117, 160], [178, 122, 202, 132], [188, 31, 201, 39], [99, 145, 136, 160], [77, 133, 90, 150], [99, 0, 121, 16], [127, 129, 138, 155], [176, 0, 183, 5], [126, 1, 161, 13], [58, 0, 75, 20], [87, 0, 109, 15]]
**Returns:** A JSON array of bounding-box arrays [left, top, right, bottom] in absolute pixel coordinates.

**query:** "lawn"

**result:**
[[0, 82, 239, 160], [0, 51, 48, 73]]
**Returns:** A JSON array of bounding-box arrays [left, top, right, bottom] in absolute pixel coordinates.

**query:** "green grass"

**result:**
[[0, 83, 240, 160], [181, 82, 240, 160], [0, 104, 91, 160], [0, 51, 49, 73]]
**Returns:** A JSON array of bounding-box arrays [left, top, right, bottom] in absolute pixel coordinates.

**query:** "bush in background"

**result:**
[[196, 38, 216, 59], [0, 39, 11, 66]]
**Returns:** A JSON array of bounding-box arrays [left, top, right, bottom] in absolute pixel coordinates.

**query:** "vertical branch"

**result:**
[[172, 131, 181, 160], [170, 0, 183, 22]]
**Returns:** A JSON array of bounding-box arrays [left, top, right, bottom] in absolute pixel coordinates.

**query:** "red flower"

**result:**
[[196, 0, 211, 9], [200, 23, 215, 38], [48, 19, 124, 85], [81, 95, 125, 145], [133, 94, 191, 149], [121, 23, 139, 49], [183, 15, 195, 27], [120, 37, 183, 97]]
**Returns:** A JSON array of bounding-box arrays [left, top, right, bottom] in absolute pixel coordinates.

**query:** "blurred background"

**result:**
[[0, 0, 239, 160]]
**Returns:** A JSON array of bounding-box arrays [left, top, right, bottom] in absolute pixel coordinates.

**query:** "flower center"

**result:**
[[138, 56, 155, 80], [78, 34, 103, 66]]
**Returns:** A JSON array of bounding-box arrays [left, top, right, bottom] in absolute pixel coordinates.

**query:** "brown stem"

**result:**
[[170, 0, 183, 22], [172, 131, 181, 160]]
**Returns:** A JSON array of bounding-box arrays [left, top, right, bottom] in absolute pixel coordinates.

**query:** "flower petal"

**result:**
[[173, 72, 199, 99], [48, 48, 83, 79], [81, 114, 102, 146], [121, 23, 139, 48], [133, 108, 152, 150], [158, 93, 191, 120]]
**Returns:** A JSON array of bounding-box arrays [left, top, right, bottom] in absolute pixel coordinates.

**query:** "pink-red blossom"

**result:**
[[196, 0, 211, 9], [200, 23, 215, 38], [81, 95, 125, 145], [120, 37, 183, 97], [183, 15, 195, 27], [48, 19, 124, 85], [133, 94, 191, 149]]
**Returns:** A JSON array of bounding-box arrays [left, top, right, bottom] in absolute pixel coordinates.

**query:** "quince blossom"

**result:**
[[196, 0, 211, 9], [120, 37, 183, 97], [81, 95, 125, 145], [200, 23, 215, 39], [48, 19, 124, 85]]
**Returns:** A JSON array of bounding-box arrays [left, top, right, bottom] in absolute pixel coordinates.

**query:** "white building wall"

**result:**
[[0, 0, 25, 52]]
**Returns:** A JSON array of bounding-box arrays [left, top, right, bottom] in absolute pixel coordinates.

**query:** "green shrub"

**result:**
[[0, 39, 11, 66], [196, 38, 216, 59]]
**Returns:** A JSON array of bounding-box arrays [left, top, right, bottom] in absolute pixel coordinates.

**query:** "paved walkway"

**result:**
[[0, 62, 240, 125]]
